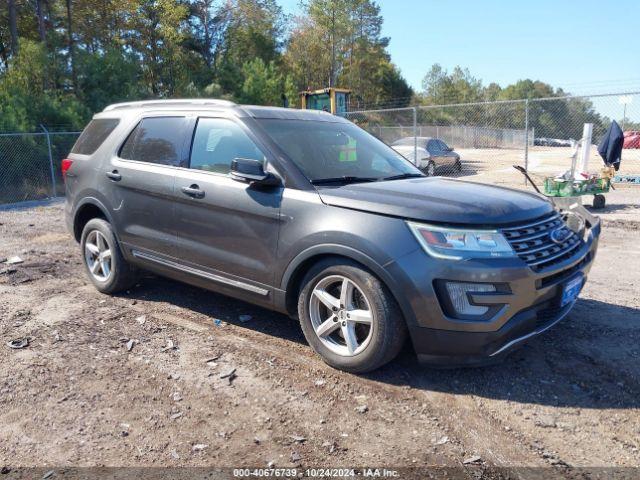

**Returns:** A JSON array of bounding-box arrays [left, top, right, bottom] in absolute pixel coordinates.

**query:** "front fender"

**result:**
[[280, 243, 391, 290], [279, 243, 420, 328]]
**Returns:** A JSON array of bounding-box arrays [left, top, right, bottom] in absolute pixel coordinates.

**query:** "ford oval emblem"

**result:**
[[550, 227, 572, 244]]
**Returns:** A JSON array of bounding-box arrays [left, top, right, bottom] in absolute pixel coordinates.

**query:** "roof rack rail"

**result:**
[[103, 99, 236, 111]]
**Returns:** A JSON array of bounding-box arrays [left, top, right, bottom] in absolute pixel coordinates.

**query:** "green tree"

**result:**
[[217, 0, 285, 97], [0, 39, 87, 130], [376, 62, 413, 107], [240, 58, 283, 105], [497, 79, 606, 139], [284, 15, 331, 91], [497, 79, 555, 100], [186, 0, 228, 69], [420, 64, 483, 105], [305, 0, 349, 87], [127, 0, 191, 96], [76, 49, 145, 113], [286, 0, 411, 107], [283, 73, 298, 107]]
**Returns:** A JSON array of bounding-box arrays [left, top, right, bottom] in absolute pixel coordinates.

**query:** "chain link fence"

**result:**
[[2, 92, 639, 206], [0, 128, 80, 205], [346, 92, 640, 189]]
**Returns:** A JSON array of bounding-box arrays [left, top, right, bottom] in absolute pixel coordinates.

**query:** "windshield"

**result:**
[[256, 119, 421, 183]]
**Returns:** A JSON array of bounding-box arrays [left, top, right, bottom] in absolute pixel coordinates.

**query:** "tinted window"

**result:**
[[189, 118, 264, 174], [437, 140, 449, 150], [71, 118, 120, 155], [120, 117, 187, 166], [426, 140, 438, 153], [257, 119, 419, 181]]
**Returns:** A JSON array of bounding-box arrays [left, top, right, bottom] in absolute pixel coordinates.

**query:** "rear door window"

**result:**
[[119, 117, 188, 167], [71, 118, 120, 155], [189, 118, 265, 174]]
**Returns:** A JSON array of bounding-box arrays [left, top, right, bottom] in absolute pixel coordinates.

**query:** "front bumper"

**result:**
[[410, 297, 578, 366], [387, 214, 600, 367]]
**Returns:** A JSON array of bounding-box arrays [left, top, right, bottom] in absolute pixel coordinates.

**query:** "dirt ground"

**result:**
[[453, 145, 640, 192], [1, 193, 639, 477]]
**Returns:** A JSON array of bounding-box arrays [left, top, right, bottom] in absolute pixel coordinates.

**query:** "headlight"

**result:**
[[407, 222, 515, 260]]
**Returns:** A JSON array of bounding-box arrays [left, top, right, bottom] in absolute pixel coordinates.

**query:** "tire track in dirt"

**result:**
[[114, 285, 549, 469], [2, 204, 640, 472]]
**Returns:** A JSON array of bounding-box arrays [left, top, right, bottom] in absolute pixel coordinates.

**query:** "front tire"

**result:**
[[297, 259, 407, 373], [80, 218, 137, 294]]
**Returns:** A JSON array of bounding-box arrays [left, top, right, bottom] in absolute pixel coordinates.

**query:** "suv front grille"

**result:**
[[501, 212, 584, 272]]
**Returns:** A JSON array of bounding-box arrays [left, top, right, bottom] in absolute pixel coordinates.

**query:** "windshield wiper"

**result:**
[[381, 173, 425, 181], [310, 176, 378, 185]]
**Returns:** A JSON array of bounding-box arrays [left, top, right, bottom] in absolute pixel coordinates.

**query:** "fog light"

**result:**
[[445, 282, 496, 316]]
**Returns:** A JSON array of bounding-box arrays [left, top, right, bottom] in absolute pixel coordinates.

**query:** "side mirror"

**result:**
[[230, 158, 281, 186]]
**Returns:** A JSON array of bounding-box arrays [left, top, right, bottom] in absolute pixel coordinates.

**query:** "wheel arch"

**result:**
[[72, 197, 114, 242], [280, 245, 415, 326]]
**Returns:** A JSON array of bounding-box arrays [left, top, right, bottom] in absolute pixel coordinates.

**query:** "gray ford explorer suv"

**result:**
[[64, 99, 600, 373]]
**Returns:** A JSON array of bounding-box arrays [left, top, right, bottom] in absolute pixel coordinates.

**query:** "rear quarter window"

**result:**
[[71, 118, 120, 155], [119, 117, 188, 167]]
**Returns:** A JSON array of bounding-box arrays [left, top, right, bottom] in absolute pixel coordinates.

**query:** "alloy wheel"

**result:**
[[309, 275, 374, 356], [84, 230, 112, 282]]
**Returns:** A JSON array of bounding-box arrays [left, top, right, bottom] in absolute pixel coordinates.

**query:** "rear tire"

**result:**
[[454, 159, 462, 172], [297, 258, 407, 373], [80, 218, 137, 294]]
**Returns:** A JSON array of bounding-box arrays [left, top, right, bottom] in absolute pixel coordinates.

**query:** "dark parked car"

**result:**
[[64, 100, 600, 372], [391, 136, 461, 176]]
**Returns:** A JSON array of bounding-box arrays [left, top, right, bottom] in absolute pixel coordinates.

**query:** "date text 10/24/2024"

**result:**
[[233, 468, 400, 478]]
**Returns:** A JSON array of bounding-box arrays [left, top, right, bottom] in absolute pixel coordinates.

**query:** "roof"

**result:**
[[100, 99, 349, 123], [241, 105, 348, 122], [103, 99, 236, 111]]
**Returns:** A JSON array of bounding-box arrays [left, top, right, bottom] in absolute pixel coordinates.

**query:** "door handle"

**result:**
[[106, 170, 122, 181], [181, 184, 205, 199]]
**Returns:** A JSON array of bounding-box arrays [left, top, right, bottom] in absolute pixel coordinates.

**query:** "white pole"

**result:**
[[619, 95, 632, 131], [576, 123, 593, 178]]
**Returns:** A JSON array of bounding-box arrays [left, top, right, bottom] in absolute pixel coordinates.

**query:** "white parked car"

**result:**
[[391, 137, 462, 176]]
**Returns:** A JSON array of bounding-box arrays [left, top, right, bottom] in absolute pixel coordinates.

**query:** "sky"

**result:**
[[278, 0, 640, 101]]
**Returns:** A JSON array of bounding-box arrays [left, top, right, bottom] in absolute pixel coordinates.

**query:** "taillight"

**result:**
[[61, 158, 73, 180]]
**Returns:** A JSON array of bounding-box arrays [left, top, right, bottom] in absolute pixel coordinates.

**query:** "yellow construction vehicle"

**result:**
[[299, 87, 351, 115]]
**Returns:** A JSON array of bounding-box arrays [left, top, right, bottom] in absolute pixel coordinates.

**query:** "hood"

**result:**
[[317, 177, 554, 226]]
